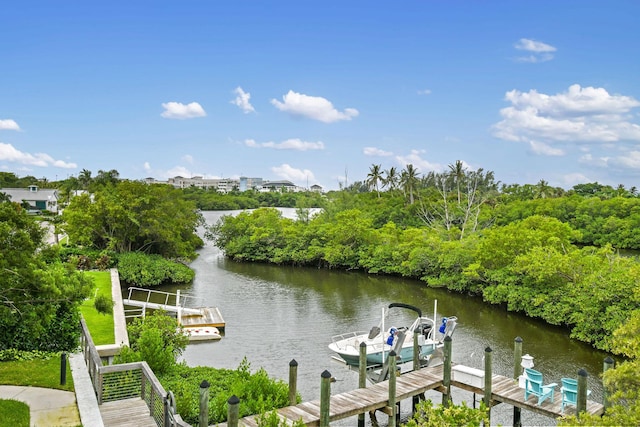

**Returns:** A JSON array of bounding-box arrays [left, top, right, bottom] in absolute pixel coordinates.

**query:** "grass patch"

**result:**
[[0, 356, 74, 392], [79, 271, 115, 345], [0, 399, 29, 427]]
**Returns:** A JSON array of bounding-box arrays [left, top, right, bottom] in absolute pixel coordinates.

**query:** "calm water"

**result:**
[[167, 210, 614, 426]]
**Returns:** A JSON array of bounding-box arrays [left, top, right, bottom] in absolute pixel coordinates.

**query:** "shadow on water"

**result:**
[[162, 210, 617, 426]]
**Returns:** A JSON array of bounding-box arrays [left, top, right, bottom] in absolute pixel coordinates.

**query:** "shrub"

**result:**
[[117, 252, 195, 287], [94, 294, 114, 315]]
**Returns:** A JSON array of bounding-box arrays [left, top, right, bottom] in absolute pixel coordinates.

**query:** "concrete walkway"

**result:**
[[0, 385, 80, 427]]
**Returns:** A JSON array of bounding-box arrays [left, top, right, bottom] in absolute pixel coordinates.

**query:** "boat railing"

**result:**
[[330, 331, 368, 347]]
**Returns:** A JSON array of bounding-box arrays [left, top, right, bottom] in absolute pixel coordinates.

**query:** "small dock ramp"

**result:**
[[123, 287, 225, 331]]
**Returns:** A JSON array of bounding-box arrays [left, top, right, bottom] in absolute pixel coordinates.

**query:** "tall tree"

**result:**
[[78, 169, 92, 190], [449, 160, 465, 204], [383, 167, 399, 191], [366, 164, 383, 197], [0, 201, 91, 350], [400, 164, 420, 204], [63, 181, 204, 259]]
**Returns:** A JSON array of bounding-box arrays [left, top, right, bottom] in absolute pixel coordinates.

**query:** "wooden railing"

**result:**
[[80, 318, 191, 427]]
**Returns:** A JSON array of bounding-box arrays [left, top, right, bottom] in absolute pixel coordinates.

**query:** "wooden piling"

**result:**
[[513, 337, 523, 427], [442, 335, 452, 407], [484, 347, 493, 425], [358, 342, 367, 427], [288, 359, 298, 406], [388, 350, 397, 427], [412, 327, 421, 411], [603, 357, 614, 411], [320, 370, 332, 427], [199, 380, 209, 427], [577, 369, 588, 417], [227, 395, 239, 427]]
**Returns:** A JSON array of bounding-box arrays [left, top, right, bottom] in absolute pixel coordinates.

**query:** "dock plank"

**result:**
[[100, 398, 157, 427]]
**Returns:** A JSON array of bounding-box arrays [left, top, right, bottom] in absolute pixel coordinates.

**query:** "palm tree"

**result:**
[[383, 167, 399, 191], [366, 164, 383, 197], [534, 179, 551, 199], [78, 169, 92, 190], [448, 160, 466, 204], [400, 164, 419, 204]]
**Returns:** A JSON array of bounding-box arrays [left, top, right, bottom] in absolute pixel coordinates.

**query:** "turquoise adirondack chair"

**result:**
[[524, 368, 558, 405], [561, 378, 592, 413]]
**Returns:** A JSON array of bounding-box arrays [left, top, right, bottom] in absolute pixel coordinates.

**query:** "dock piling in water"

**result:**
[[288, 359, 298, 406], [484, 346, 493, 425], [320, 370, 332, 427], [513, 337, 523, 427]]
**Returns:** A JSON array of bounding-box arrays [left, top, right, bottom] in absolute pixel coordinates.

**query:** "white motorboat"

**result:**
[[328, 302, 456, 367]]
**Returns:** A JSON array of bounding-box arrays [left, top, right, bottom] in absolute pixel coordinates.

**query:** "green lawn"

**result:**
[[0, 356, 74, 392], [79, 270, 116, 345], [0, 399, 29, 427]]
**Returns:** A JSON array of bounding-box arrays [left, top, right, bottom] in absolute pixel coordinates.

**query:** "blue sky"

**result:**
[[2, 1, 640, 190]]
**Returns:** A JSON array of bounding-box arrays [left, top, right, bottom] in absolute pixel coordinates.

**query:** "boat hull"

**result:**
[[330, 340, 440, 367]]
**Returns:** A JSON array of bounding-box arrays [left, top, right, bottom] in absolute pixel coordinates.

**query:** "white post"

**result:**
[[176, 290, 181, 307], [381, 307, 386, 363], [433, 300, 438, 351]]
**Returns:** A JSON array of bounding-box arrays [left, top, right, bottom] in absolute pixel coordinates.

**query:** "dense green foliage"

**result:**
[[62, 180, 204, 259], [115, 311, 189, 374], [158, 359, 296, 425], [0, 201, 92, 351], [404, 399, 489, 427], [0, 399, 29, 427], [116, 252, 195, 287], [181, 186, 325, 210]]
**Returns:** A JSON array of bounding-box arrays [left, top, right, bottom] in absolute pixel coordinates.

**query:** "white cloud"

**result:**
[[182, 154, 194, 164], [417, 89, 432, 96], [244, 138, 324, 151], [271, 163, 315, 183], [395, 149, 444, 173], [493, 84, 640, 156], [165, 166, 194, 178], [231, 87, 255, 114], [143, 162, 151, 172], [161, 102, 206, 119], [562, 172, 592, 186], [578, 150, 640, 174], [515, 38, 557, 53], [0, 142, 77, 168], [363, 147, 393, 157], [0, 119, 20, 131], [271, 90, 359, 123], [528, 140, 564, 156], [514, 38, 557, 62]]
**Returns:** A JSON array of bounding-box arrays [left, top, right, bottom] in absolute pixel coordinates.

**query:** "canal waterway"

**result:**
[[168, 210, 614, 426]]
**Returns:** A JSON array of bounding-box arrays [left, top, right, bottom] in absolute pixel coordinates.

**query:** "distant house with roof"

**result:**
[[260, 180, 305, 192], [0, 185, 59, 212]]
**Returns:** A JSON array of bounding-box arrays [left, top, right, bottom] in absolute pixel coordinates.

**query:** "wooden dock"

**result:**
[[123, 287, 226, 331], [181, 306, 226, 330], [100, 398, 157, 427], [219, 364, 604, 426]]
